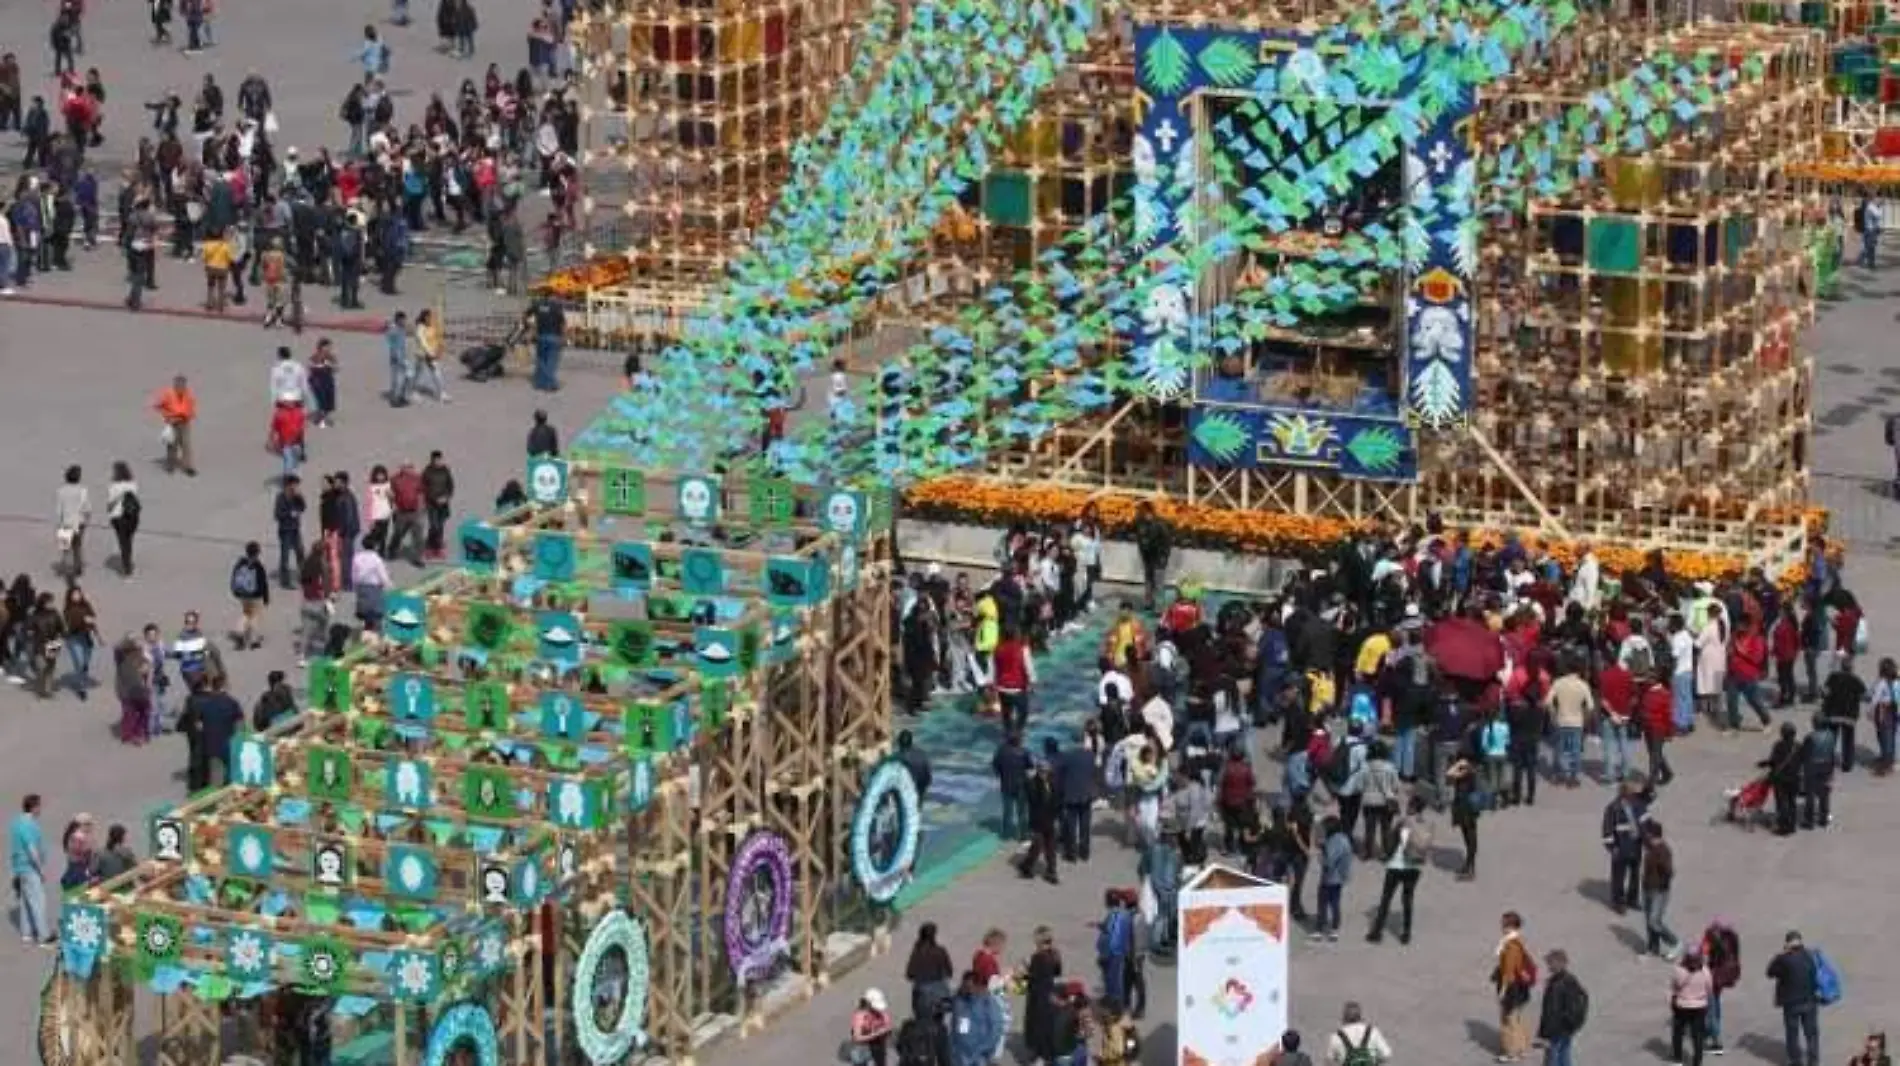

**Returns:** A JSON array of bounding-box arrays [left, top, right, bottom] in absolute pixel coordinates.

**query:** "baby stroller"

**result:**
[[1723, 775, 1772, 830]]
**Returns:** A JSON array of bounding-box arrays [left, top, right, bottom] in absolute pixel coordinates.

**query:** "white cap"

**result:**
[[926, 562, 942, 577], [863, 988, 887, 1012]]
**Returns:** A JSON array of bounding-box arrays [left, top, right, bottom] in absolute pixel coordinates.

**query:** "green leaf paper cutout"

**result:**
[[1141, 30, 1191, 95]]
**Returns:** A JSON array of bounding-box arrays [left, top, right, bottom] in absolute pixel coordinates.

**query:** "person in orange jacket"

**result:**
[[153, 374, 197, 476]]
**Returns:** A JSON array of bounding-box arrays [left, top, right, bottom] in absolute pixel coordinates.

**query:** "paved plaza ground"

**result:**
[[6, 4, 1900, 1065]]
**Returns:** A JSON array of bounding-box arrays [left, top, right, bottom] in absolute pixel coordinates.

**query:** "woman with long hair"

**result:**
[[62, 585, 98, 699], [114, 634, 153, 744], [362, 465, 392, 556], [106, 460, 140, 578]]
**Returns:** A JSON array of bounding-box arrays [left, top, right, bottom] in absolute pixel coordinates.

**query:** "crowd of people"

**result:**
[[868, 512, 1885, 1066], [0, 0, 589, 310]]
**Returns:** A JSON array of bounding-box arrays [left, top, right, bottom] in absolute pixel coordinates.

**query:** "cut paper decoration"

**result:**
[[388, 673, 437, 723], [463, 603, 514, 652], [134, 913, 184, 981], [680, 548, 726, 595], [307, 658, 352, 713], [675, 475, 720, 526], [385, 845, 440, 901], [601, 467, 646, 515], [850, 758, 923, 904], [386, 759, 432, 811], [306, 746, 354, 803], [385, 593, 427, 645], [537, 611, 583, 665], [458, 520, 501, 574], [151, 816, 188, 863], [60, 903, 108, 979], [610, 541, 655, 593], [310, 839, 353, 890], [525, 456, 570, 507], [539, 691, 587, 741], [627, 756, 655, 813], [694, 627, 740, 679], [763, 556, 813, 606], [227, 825, 275, 880], [549, 778, 603, 831], [749, 477, 796, 527], [389, 949, 442, 1003], [230, 735, 274, 789], [533, 532, 578, 582], [463, 681, 510, 732], [298, 936, 349, 996], [225, 929, 272, 981], [607, 620, 656, 667], [464, 767, 517, 821], [822, 489, 866, 539]]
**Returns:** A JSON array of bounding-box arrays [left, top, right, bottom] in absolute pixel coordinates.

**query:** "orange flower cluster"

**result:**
[[902, 478, 1827, 589], [534, 256, 634, 300], [1787, 162, 1900, 187]]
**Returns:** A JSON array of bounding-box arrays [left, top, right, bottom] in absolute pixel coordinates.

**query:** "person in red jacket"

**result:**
[[1637, 679, 1675, 786], [1725, 621, 1771, 733], [992, 626, 1035, 735], [1769, 610, 1802, 708], [268, 398, 305, 481], [1216, 748, 1256, 852], [385, 462, 426, 566], [1597, 659, 1635, 785]]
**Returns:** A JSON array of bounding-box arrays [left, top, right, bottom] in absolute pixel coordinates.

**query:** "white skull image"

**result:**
[[1132, 134, 1158, 187], [482, 867, 508, 904], [314, 846, 344, 885], [825, 492, 859, 535], [399, 854, 426, 891], [1142, 282, 1189, 337], [1411, 305, 1466, 364], [403, 678, 424, 718], [558, 782, 585, 826], [519, 863, 538, 900], [154, 822, 182, 860], [395, 762, 423, 805], [678, 478, 712, 520], [551, 696, 571, 736], [529, 461, 564, 504], [559, 845, 576, 881], [238, 741, 265, 784]]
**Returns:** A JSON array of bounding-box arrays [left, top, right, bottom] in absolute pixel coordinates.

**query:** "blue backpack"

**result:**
[[1812, 948, 1843, 1006]]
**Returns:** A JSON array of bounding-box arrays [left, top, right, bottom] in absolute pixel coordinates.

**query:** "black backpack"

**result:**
[[119, 491, 142, 525], [230, 559, 260, 599], [1324, 739, 1354, 786]]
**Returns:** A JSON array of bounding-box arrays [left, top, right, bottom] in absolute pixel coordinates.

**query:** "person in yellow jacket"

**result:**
[[973, 591, 1000, 682]]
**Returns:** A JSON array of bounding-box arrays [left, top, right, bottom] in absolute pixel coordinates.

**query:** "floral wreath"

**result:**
[[723, 830, 794, 983], [423, 1002, 500, 1066], [573, 911, 651, 1065], [850, 758, 921, 904]]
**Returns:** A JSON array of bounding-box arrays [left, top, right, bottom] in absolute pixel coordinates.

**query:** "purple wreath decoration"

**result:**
[[723, 830, 794, 984]]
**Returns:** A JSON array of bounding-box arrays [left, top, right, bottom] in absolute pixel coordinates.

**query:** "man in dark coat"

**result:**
[[1536, 949, 1588, 1066], [1760, 721, 1803, 836], [1765, 931, 1820, 1066], [1015, 745, 1059, 884]]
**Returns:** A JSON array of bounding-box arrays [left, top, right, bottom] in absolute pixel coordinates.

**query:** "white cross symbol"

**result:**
[[1155, 120, 1180, 154], [1428, 140, 1454, 175]]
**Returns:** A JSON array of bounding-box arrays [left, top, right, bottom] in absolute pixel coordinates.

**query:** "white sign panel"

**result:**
[[1176, 865, 1289, 1066]]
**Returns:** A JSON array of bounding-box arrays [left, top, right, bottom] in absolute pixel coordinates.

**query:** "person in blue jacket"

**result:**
[[947, 971, 1002, 1066]]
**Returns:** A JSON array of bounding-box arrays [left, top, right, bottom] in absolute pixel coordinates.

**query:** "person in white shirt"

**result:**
[[1070, 521, 1102, 611], [55, 465, 93, 577], [1139, 692, 1174, 752], [1097, 662, 1134, 711], [828, 357, 849, 418], [351, 545, 391, 633], [1668, 614, 1696, 735], [269, 346, 310, 409], [1568, 547, 1601, 612], [1327, 1002, 1393, 1065]]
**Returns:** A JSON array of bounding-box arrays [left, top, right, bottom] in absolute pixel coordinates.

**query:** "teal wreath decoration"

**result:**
[[423, 1002, 500, 1066], [850, 758, 922, 904], [574, 910, 651, 1065]]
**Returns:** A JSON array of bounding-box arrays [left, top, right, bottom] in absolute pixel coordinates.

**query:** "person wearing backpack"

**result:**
[[1536, 949, 1588, 1066], [1765, 931, 1825, 1066], [228, 541, 269, 651], [106, 460, 141, 579], [1366, 795, 1431, 945], [1325, 1002, 1390, 1066]]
